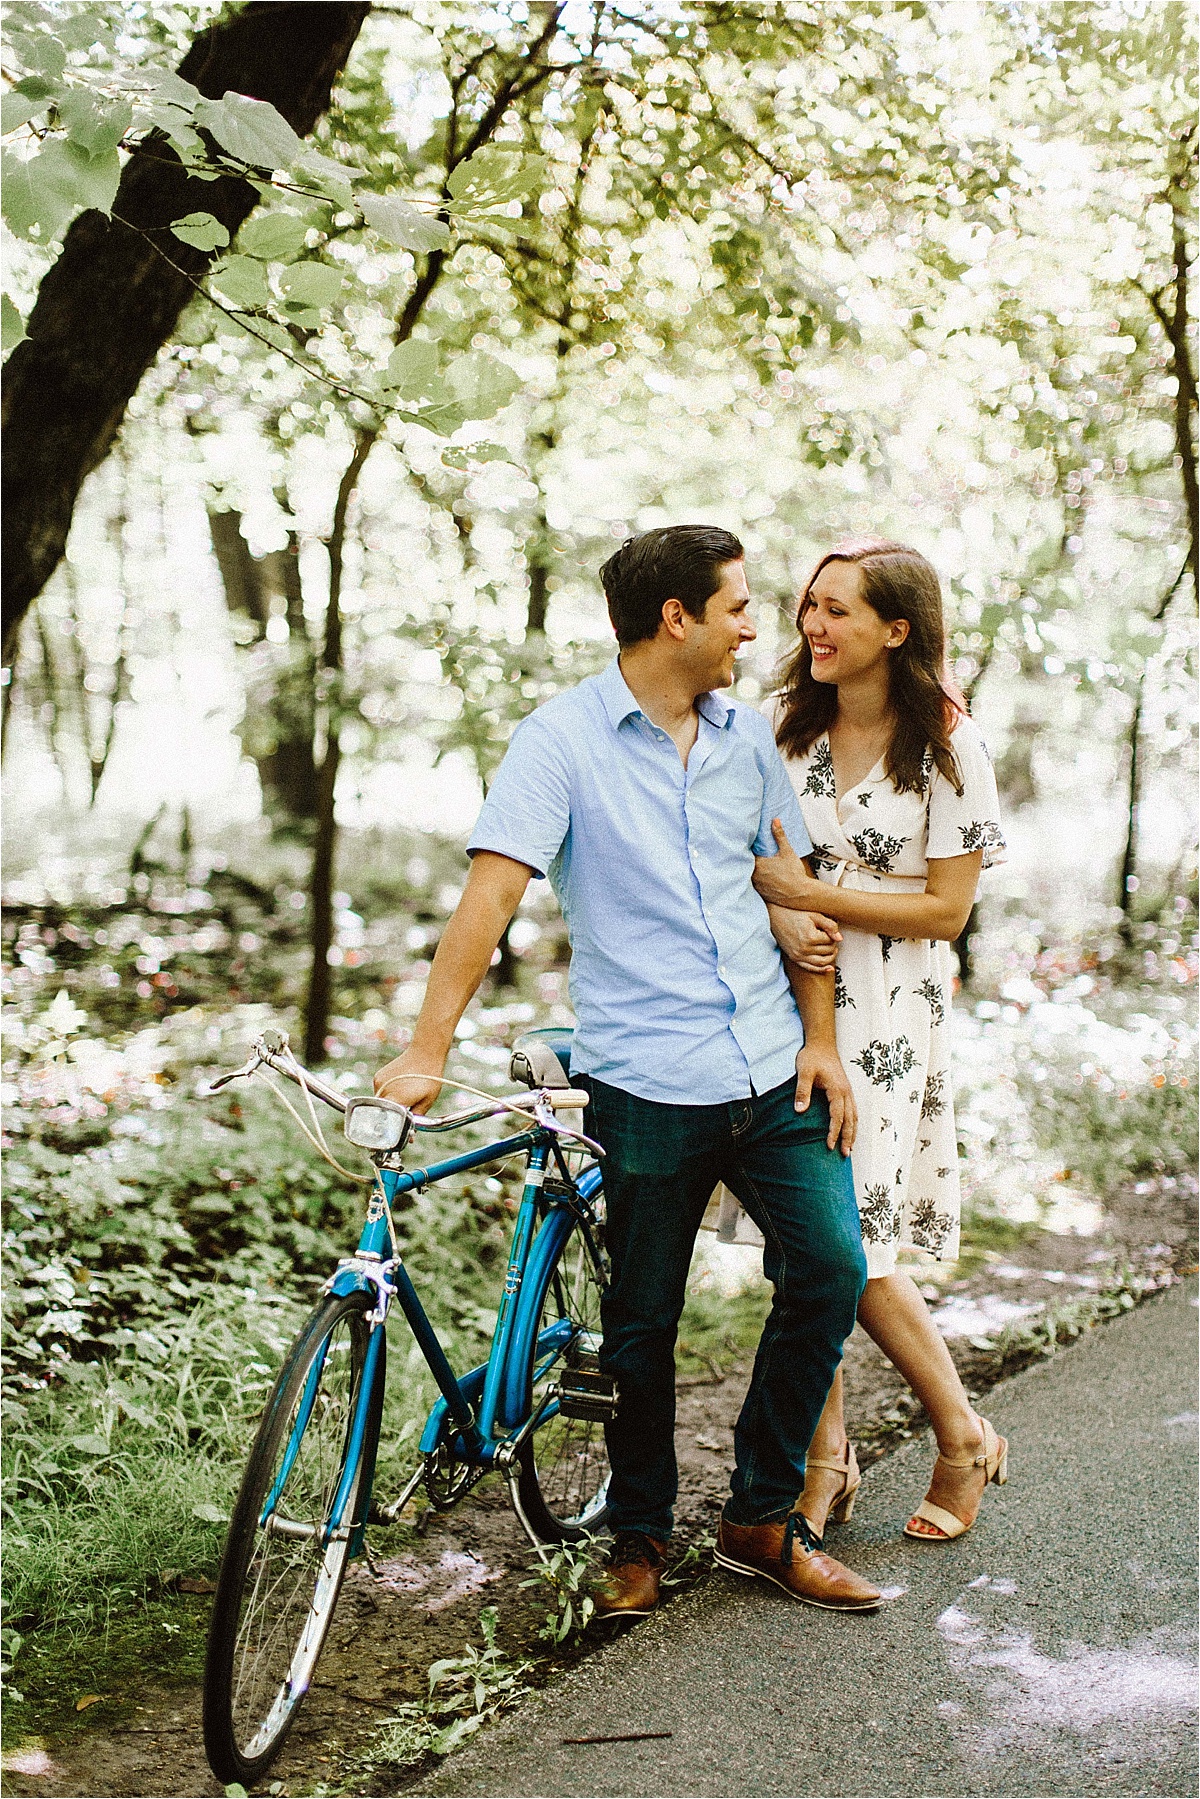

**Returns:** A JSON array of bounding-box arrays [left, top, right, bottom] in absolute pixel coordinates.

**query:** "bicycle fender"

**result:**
[[329, 1266, 376, 1300], [500, 1204, 578, 1430]]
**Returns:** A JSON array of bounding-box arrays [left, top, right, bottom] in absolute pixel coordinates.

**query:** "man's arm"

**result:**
[[373, 852, 532, 1112], [789, 963, 857, 1157]]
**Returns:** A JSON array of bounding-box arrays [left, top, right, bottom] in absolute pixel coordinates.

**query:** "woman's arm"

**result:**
[[753, 820, 983, 942]]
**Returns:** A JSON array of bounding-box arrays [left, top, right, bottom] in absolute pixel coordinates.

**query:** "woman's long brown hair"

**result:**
[[775, 536, 966, 795]]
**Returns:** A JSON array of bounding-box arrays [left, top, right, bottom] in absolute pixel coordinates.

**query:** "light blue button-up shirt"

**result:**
[[466, 658, 814, 1106]]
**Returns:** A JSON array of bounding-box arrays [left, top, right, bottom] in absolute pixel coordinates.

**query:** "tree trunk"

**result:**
[[300, 6, 566, 1055], [1, 1, 372, 660], [1117, 675, 1145, 944], [1167, 219, 1198, 591], [303, 429, 374, 1064], [208, 508, 319, 828]]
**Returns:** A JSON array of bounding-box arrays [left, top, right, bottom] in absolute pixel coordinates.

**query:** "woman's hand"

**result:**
[[768, 904, 842, 972], [795, 1042, 857, 1155], [753, 819, 829, 910]]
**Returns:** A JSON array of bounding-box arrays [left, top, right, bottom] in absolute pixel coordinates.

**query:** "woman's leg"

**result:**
[[796, 1366, 853, 1537], [856, 1271, 987, 1531]]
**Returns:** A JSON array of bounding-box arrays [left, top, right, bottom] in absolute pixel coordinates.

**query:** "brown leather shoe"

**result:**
[[715, 1509, 882, 1611], [592, 1531, 668, 1619]]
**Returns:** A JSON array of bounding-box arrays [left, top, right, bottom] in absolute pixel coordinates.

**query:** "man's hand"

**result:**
[[753, 819, 829, 910], [373, 1050, 445, 1117], [794, 1041, 857, 1156], [768, 903, 842, 972]]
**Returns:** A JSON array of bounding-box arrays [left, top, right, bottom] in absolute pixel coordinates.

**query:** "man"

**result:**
[[375, 525, 880, 1617]]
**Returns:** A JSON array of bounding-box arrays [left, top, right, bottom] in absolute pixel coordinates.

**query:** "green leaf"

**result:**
[[58, 92, 132, 160], [141, 100, 201, 155], [446, 148, 546, 213], [68, 1434, 110, 1456], [441, 442, 512, 470], [13, 75, 56, 100], [238, 210, 310, 260], [2, 294, 28, 355], [57, 11, 113, 51], [210, 254, 272, 309], [0, 139, 119, 241], [292, 146, 357, 202], [224, 1785, 249, 1798], [194, 92, 302, 170], [381, 338, 439, 400], [357, 190, 450, 253], [145, 70, 201, 111], [9, 31, 65, 81], [191, 1501, 228, 1524], [171, 211, 230, 252], [278, 261, 343, 308], [1, 91, 50, 134], [444, 350, 520, 421]]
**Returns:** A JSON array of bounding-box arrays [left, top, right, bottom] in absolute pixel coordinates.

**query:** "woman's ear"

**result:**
[[887, 618, 911, 648]]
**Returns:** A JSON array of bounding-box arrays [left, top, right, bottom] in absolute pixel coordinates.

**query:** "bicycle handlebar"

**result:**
[[203, 1031, 595, 1144]]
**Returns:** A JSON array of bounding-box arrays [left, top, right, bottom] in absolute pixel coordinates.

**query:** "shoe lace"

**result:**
[[781, 1507, 822, 1565], [608, 1531, 664, 1571]]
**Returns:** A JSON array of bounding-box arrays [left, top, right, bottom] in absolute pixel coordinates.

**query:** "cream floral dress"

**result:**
[[781, 715, 1006, 1278]]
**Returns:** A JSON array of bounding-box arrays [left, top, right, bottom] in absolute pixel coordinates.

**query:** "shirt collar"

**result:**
[[597, 656, 734, 732]]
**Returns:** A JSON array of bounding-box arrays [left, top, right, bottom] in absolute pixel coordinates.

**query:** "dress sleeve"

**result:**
[[926, 716, 1007, 868], [749, 706, 813, 859], [466, 710, 571, 878]]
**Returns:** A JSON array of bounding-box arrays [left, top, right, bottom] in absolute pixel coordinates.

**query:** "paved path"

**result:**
[[420, 1279, 1198, 1798]]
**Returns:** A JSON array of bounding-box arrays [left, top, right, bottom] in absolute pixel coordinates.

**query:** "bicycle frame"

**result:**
[[309, 1121, 603, 1550]]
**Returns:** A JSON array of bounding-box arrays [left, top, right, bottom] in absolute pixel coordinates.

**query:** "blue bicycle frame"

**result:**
[[303, 1123, 603, 1550]]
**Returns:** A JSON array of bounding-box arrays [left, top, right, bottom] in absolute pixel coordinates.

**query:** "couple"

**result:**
[[375, 524, 1007, 1618]]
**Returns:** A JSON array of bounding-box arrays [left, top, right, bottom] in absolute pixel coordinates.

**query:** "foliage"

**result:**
[[519, 1538, 599, 1645], [0, 0, 544, 438], [1016, 1031, 1196, 1201], [363, 1606, 534, 1768]]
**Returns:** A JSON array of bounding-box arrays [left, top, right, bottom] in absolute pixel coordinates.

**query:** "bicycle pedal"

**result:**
[[557, 1346, 619, 1422]]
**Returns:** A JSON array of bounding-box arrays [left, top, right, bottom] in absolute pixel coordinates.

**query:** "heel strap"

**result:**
[[937, 1420, 999, 1472], [805, 1443, 859, 1478]]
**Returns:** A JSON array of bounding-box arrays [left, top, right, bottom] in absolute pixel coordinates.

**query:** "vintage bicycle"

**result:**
[[200, 1026, 612, 1787]]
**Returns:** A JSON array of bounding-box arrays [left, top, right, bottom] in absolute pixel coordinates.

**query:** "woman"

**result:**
[[754, 536, 1008, 1543]]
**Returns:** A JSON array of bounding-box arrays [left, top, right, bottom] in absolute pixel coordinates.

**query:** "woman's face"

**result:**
[[800, 560, 908, 686]]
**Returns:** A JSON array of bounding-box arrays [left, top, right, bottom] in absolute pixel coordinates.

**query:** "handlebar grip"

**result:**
[[545, 1089, 589, 1109]]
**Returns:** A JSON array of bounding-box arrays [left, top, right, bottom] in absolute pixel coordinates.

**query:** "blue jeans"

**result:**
[[584, 1076, 866, 1542]]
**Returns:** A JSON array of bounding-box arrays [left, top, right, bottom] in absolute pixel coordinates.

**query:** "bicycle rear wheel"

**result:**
[[516, 1206, 611, 1542], [203, 1290, 383, 1786]]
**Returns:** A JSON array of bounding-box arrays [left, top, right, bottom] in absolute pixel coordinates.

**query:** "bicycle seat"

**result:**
[[510, 1027, 574, 1090]]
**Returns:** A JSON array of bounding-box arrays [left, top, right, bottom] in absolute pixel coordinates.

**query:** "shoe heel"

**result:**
[[830, 1487, 858, 1526], [993, 1442, 1008, 1486]]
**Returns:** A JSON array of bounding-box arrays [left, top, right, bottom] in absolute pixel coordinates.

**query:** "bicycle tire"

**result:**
[[516, 1202, 611, 1542], [203, 1290, 383, 1786]]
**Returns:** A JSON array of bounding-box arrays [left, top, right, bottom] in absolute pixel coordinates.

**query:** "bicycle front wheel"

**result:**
[[516, 1206, 611, 1542], [203, 1290, 383, 1786]]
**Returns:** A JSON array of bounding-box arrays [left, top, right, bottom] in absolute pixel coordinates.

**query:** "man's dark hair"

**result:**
[[599, 525, 744, 648]]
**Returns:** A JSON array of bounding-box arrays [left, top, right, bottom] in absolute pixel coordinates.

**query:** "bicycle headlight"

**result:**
[[343, 1097, 411, 1152]]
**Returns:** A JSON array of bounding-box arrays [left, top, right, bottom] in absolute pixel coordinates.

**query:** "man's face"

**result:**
[[679, 559, 756, 691]]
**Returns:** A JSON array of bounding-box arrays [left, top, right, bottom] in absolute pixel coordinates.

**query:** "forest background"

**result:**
[[0, 0, 1196, 1771]]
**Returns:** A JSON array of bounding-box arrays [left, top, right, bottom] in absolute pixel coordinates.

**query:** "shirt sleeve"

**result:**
[[750, 715, 814, 860], [926, 716, 1007, 868], [466, 710, 571, 878]]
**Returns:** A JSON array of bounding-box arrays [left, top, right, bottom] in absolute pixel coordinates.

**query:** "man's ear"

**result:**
[[660, 597, 689, 641]]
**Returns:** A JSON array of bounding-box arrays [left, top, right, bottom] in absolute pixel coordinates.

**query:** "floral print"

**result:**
[[801, 737, 837, 798], [782, 713, 1005, 1277]]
